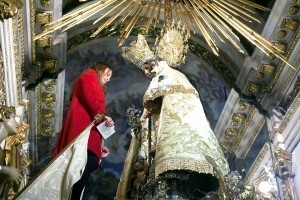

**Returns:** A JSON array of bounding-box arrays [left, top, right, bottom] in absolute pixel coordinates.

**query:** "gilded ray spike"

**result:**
[[33, 0, 295, 70]]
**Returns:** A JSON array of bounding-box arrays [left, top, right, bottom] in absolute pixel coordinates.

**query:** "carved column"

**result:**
[[0, 18, 18, 107]]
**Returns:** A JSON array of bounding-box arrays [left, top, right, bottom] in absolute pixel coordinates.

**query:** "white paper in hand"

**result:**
[[96, 121, 115, 140]]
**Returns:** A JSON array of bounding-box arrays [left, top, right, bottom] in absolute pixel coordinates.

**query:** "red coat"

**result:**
[[52, 69, 105, 160]]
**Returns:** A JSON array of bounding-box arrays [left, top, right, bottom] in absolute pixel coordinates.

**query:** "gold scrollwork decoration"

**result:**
[[276, 30, 287, 39], [35, 12, 52, 24], [291, 0, 300, 4], [41, 124, 54, 136], [41, 92, 56, 108], [267, 53, 276, 61], [238, 101, 250, 111], [255, 72, 265, 80], [0, 0, 22, 21], [289, 5, 300, 15], [36, 36, 52, 47], [261, 64, 276, 76], [40, 0, 51, 8], [43, 46, 53, 54], [246, 82, 262, 95], [280, 19, 299, 31], [272, 42, 287, 53], [41, 108, 54, 123], [225, 128, 239, 138], [232, 113, 246, 124], [42, 81, 56, 91], [231, 121, 239, 127], [43, 58, 57, 73], [220, 141, 234, 154]]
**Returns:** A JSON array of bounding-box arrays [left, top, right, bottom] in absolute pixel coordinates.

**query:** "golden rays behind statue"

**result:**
[[34, 0, 295, 69]]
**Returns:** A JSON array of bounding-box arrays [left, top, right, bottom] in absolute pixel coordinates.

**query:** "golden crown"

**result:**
[[122, 34, 156, 69], [122, 23, 189, 69], [154, 23, 190, 68]]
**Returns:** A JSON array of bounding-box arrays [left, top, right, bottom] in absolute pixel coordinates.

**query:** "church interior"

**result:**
[[0, 0, 299, 199]]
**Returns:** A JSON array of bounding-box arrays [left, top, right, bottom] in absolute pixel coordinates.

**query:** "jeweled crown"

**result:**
[[154, 23, 190, 68], [122, 34, 156, 69]]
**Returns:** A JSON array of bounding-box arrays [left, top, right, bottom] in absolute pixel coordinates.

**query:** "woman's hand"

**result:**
[[104, 116, 114, 127], [101, 146, 109, 157]]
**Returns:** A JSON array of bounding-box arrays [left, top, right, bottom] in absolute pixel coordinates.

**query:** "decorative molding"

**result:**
[[36, 36, 52, 47], [30, 0, 36, 62], [0, 0, 22, 21], [289, 5, 300, 15], [18, 9, 25, 72], [238, 101, 250, 111], [42, 80, 56, 91], [13, 13, 22, 104], [35, 56, 57, 73], [246, 82, 262, 95], [291, 0, 300, 4], [244, 143, 270, 184], [231, 113, 246, 127], [272, 96, 300, 139], [41, 92, 56, 108], [267, 30, 300, 109], [261, 64, 276, 76], [41, 108, 54, 123], [240, 118, 265, 158], [272, 42, 287, 53], [233, 108, 257, 153], [255, 72, 265, 80], [35, 12, 52, 24], [277, 30, 288, 39], [280, 19, 299, 31], [41, 124, 54, 136], [286, 76, 300, 107], [40, 0, 51, 8], [43, 57, 57, 73], [224, 128, 239, 139]]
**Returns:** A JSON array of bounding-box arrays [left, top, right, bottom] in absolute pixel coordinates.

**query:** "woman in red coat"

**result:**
[[52, 62, 114, 199]]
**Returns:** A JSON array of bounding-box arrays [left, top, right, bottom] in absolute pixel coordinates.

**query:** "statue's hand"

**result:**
[[1, 166, 22, 184]]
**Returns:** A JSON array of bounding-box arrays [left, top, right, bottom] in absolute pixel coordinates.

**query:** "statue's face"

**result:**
[[2, 113, 18, 135], [142, 60, 157, 78]]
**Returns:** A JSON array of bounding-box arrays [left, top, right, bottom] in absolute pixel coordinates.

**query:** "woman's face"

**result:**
[[98, 68, 112, 85]]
